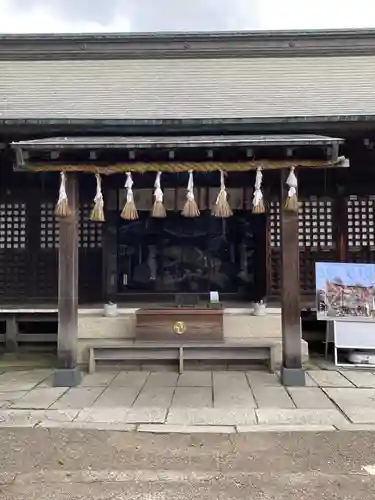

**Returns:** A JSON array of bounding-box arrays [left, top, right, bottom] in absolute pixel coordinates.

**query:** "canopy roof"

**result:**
[[12, 134, 344, 150], [11, 134, 348, 173]]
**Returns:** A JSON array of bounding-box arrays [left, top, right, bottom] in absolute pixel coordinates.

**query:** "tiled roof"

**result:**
[[2, 55, 375, 120]]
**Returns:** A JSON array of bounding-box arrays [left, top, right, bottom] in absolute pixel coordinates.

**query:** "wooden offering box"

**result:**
[[135, 308, 223, 342]]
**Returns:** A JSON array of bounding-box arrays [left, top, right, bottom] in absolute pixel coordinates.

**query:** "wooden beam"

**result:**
[[53, 173, 81, 387], [280, 170, 305, 386], [22, 157, 350, 174]]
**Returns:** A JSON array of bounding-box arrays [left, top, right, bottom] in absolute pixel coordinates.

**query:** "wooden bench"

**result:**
[[0, 309, 58, 351], [88, 342, 277, 374]]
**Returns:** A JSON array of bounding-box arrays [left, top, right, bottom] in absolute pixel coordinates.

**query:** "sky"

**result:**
[[0, 0, 375, 33]]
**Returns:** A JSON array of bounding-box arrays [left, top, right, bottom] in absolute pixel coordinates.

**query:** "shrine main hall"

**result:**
[[2, 29, 375, 386]]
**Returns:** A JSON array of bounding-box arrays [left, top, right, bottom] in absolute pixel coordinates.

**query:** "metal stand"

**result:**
[[333, 320, 375, 368]]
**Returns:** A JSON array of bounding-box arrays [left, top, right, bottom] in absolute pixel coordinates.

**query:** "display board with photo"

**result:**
[[316, 262, 375, 320]]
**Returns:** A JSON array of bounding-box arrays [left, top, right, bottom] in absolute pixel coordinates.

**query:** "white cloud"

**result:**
[[257, 0, 375, 30], [0, 1, 130, 33], [0, 0, 375, 33]]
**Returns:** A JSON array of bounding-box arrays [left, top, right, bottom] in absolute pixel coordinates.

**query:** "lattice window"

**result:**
[[0, 202, 27, 250], [40, 202, 59, 249], [269, 198, 334, 249], [298, 198, 334, 250], [347, 196, 375, 249], [39, 203, 103, 249], [79, 204, 102, 249], [269, 201, 281, 248]]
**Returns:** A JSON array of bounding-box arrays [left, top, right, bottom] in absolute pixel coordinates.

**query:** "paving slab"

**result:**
[[167, 408, 257, 425], [237, 424, 336, 432], [110, 371, 149, 387], [213, 372, 249, 390], [172, 387, 212, 408], [252, 386, 295, 409], [246, 371, 282, 387], [256, 408, 348, 426], [80, 372, 118, 387], [11, 388, 68, 409], [0, 391, 28, 402], [213, 386, 256, 408], [339, 370, 375, 388], [50, 387, 104, 409], [132, 386, 175, 408], [75, 408, 129, 423], [177, 371, 212, 387], [0, 370, 53, 389], [92, 386, 140, 408], [338, 407, 375, 424], [307, 370, 355, 387], [36, 376, 54, 388], [123, 407, 167, 423], [143, 372, 179, 387], [138, 424, 236, 434], [324, 387, 375, 411], [304, 373, 318, 387], [0, 378, 40, 392], [287, 387, 335, 409]]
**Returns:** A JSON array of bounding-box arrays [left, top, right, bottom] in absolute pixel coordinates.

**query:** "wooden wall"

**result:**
[[0, 155, 375, 305]]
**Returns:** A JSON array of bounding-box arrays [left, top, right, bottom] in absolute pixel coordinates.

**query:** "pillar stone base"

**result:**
[[280, 366, 305, 387], [53, 368, 82, 387]]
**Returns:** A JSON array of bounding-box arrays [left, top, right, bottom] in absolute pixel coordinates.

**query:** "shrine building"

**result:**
[[1, 29, 375, 386]]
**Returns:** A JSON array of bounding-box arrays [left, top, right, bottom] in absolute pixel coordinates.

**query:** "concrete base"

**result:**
[[53, 368, 82, 388], [280, 366, 306, 387]]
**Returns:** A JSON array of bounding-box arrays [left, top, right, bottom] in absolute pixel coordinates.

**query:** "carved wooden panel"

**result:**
[[79, 204, 103, 249], [268, 197, 336, 296], [40, 202, 59, 249], [0, 202, 27, 250], [269, 200, 281, 248], [298, 198, 334, 250], [347, 196, 375, 250], [39, 203, 103, 250], [269, 249, 281, 296], [78, 203, 103, 302], [0, 201, 28, 301]]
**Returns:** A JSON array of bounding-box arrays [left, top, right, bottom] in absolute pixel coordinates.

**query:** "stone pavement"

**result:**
[[0, 368, 375, 432]]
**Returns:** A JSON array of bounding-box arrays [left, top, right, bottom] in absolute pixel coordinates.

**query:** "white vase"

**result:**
[[104, 302, 118, 317], [253, 302, 266, 316]]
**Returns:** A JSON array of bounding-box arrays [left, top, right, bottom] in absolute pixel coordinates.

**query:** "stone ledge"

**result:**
[[138, 424, 236, 433], [237, 424, 336, 432]]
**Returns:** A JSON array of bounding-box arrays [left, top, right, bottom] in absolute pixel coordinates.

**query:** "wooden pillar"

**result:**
[[102, 188, 118, 303], [53, 173, 81, 387], [280, 169, 305, 386], [335, 186, 347, 262], [5, 316, 18, 353]]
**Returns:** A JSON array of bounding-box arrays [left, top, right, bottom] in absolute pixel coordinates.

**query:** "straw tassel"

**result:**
[[151, 172, 166, 218], [252, 167, 265, 214], [121, 172, 138, 220], [55, 171, 72, 218], [212, 170, 233, 218], [181, 170, 200, 217], [90, 173, 105, 222], [284, 166, 298, 212]]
